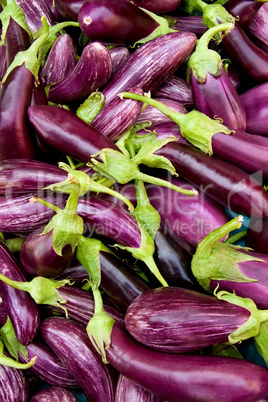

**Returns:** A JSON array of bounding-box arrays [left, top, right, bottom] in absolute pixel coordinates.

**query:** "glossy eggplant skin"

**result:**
[[15, 0, 56, 32], [78, 0, 159, 44], [156, 142, 268, 219], [20, 226, 73, 278], [246, 218, 268, 254], [0, 364, 28, 402], [102, 31, 197, 105], [30, 386, 77, 402], [115, 374, 161, 402], [173, 15, 207, 37], [108, 46, 130, 79], [248, 4, 268, 54], [152, 74, 194, 109], [48, 42, 112, 104], [28, 105, 119, 163], [0, 43, 7, 82], [126, 0, 181, 14], [125, 287, 250, 353], [5, 18, 30, 67], [106, 323, 268, 402], [0, 295, 8, 326], [224, 0, 263, 28], [19, 341, 78, 388], [0, 241, 40, 345], [40, 317, 116, 401], [54, 0, 86, 21]]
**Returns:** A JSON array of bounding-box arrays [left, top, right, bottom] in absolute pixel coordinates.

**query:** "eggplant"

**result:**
[[27, 105, 119, 163], [248, 4, 268, 54], [5, 17, 30, 67], [78, 0, 159, 44], [101, 31, 197, 105], [152, 74, 194, 108], [40, 316, 116, 401], [240, 81, 268, 136], [0, 42, 7, 82], [246, 217, 268, 254], [125, 0, 181, 13], [91, 86, 144, 142], [48, 41, 112, 104], [41, 33, 77, 86], [54, 0, 86, 21], [106, 322, 268, 401], [0, 363, 28, 402], [0, 241, 40, 345], [19, 341, 78, 388], [108, 46, 130, 79], [0, 295, 8, 326], [136, 121, 190, 143], [115, 374, 161, 402], [136, 98, 187, 126], [15, 0, 56, 32], [156, 142, 268, 218], [30, 386, 77, 402], [224, 0, 263, 28], [173, 14, 208, 36]]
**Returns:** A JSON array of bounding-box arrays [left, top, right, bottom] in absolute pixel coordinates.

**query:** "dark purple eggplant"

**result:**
[[30, 386, 77, 402], [136, 98, 187, 126], [248, 4, 268, 53], [5, 17, 30, 67], [125, 0, 181, 13], [152, 74, 194, 108], [0, 42, 7, 82], [106, 322, 268, 401], [101, 31, 197, 105], [224, 0, 263, 28], [0, 295, 8, 326], [108, 46, 130, 79], [78, 0, 159, 44], [0, 159, 67, 195], [246, 217, 268, 254], [173, 14, 208, 36], [43, 0, 63, 22], [19, 341, 78, 388], [0, 363, 28, 402], [48, 41, 112, 104], [115, 374, 161, 402], [19, 226, 73, 278], [156, 142, 268, 218], [40, 317, 116, 401], [27, 105, 119, 163], [54, 0, 86, 21], [91, 86, 144, 141], [41, 33, 77, 86], [0, 241, 40, 345], [240, 81, 268, 136], [15, 0, 56, 32]]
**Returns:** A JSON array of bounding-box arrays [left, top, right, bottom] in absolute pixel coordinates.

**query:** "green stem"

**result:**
[[144, 256, 168, 287], [0, 273, 31, 292], [0, 340, 37, 369], [225, 230, 247, 245], [195, 23, 234, 52], [0, 232, 5, 242], [30, 196, 62, 214], [66, 156, 76, 170]]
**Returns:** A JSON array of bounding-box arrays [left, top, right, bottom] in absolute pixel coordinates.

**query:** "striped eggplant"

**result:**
[[115, 374, 161, 402], [15, 0, 56, 32], [152, 74, 194, 108], [136, 98, 187, 126], [0, 363, 28, 402], [248, 3, 268, 53], [30, 386, 78, 402]]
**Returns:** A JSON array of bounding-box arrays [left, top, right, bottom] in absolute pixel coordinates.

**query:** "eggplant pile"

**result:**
[[1, 0, 268, 400]]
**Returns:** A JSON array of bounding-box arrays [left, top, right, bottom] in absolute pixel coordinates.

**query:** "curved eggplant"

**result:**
[[5, 17, 30, 67], [115, 374, 161, 402], [30, 386, 77, 402], [0, 363, 28, 402]]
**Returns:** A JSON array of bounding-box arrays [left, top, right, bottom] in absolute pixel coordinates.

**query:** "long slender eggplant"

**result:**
[[224, 0, 263, 28], [156, 142, 268, 218], [115, 374, 161, 402], [91, 86, 144, 142], [5, 17, 30, 67], [54, 0, 86, 21], [152, 74, 194, 108], [248, 4, 268, 53], [30, 386, 78, 402], [19, 341, 79, 388], [108, 46, 130, 79], [27, 105, 119, 163], [40, 316, 116, 401], [101, 31, 197, 105], [136, 98, 187, 125], [125, 0, 181, 13], [41, 33, 77, 86], [0, 363, 28, 402], [106, 322, 268, 401], [0, 241, 40, 345], [15, 0, 56, 32]]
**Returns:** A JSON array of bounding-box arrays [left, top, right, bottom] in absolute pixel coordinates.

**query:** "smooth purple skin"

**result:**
[[224, 0, 263, 28], [190, 69, 246, 131], [78, 0, 159, 44], [19, 342, 78, 388], [222, 23, 268, 84], [15, 0, 56, 32], [0, 193, 66, 234], [20, 226, 73, 278], [54, 0, 86, 20], [248, 4, 268, 53], [5, 18, 30, 67], [41, 34, 77, 86], [102, 31, 197, 105], [0, 159, 67, 195], [246, 217, 268, 254], [173, 15, 208, 36], [0, 364, 28, 402], [157, 142, 268, 219], [106, 323, 268, 402], [108, 46, 130, 79], [136, 98, 187, 125], [0, 65, 37, 160], [43, 0, 63, 21], [126, 0, 181, 13], [27, 105, 119, 163], [136, 121, 191, 144], [0, 241, 40, 345], [30, 386, 77, 402], [152, 74, 194, 108], [40, 317, 116, 401], [115, 374, 161, 402], [210, 251, 268, 311], [91, 86, 144, 142], [48, 42, 112, 104], [0, 295, 8, 326], [0, 43, 7, 81], [240, 81, 268, 136], [125, 287, 250, 353]]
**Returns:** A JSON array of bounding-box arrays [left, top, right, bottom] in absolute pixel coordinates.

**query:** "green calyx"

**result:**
[[0, 316, 28, 360], [203, 3, 236, 30], [76, 92, 105, 125], [0, 0, 32, 43], [191, 216, 263, 292], [0, 339, 36, 369]]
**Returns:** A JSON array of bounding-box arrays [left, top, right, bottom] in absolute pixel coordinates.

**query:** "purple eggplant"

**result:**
[[156, 142, 268, 218], [115, 374, 161, 402], [240, 81, 268, 136], [54, 0, 86, 21], [0, 295, 8, 326], [136, 98, 187, 126], [173, 14, 208, 36], [101, 31, 197, 105], [48, 41, 112, 104], [0, 363, 28, 402], [40, 316, 116, 401], [248, 4, 268, 54], [19, 225, 73, 278], [5, 17, 30, 67], [106, 322, 268, 401], [0, 42, 7, 82], [91, 86, 144, 142], [246, 217, 268, 254], [30, 386, 77, 402], [0, 241, 40, 345], [19, 341, 78, 388], [27, 105, 119, 163], [108, 46, 130, 79], [15, 0, 56, 32], [0, 159, 67, 195], [43, 0, 63, 22], [125, 0, 181, 14], [41, 33, 77, 86], [136, 121, 190, 143], [224, 0, 263, 28], [152, 74, 194, 108]]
